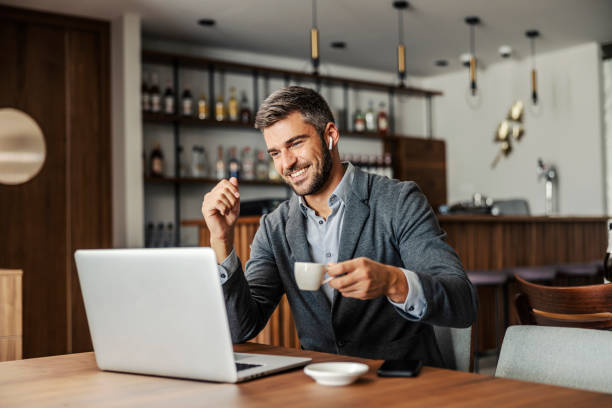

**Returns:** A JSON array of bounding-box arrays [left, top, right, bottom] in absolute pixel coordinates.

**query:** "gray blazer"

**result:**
[[222, 167, 478, 366]]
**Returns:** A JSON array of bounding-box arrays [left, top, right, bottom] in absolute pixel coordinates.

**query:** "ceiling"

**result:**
[[2, 0, 611, 76]]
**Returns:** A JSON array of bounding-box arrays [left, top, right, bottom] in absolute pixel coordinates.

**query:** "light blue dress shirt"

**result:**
[[218, 162, 427, 319]]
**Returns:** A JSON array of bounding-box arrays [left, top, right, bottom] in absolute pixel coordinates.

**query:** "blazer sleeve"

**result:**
[[393, 181, 478, 327], [221, 215, 285, 343]]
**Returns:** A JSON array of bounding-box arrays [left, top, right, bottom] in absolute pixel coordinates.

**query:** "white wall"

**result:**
[[111, 14, 144, 247], [423, 42, 606, 216], [141, 39, 430, 245]]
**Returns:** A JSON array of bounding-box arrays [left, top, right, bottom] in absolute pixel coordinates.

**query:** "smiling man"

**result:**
[[201, 86, 477, 366]]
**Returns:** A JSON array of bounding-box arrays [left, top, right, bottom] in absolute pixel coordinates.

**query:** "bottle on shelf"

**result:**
[[377, 102, 389, 136], [141, 72, 150, 112], [255, 149, 269, 181], [145, 222, 154, 248], [155, 222, 165, 247], [150, 73, 161, 113], [268, 156, 281, 182], [216, 145, 226, 180], [365, 101, 376, 132], [384, 152, 393, 179], [163, 82, 175, 115], [353, 108, 365, 132], [239, 91, 252, 124], [150, 142, 164, 177], [164, 222, 174, 247], [228, 87, 239, 121], [227, 146, 240, 180], [241, 146, 255, 180], [197, 93, 209, 120], [604, 220, 612, 283], [181, 86, 193, 116], [376, 155, 385, 176], [215, 94, 226, 121], [190, 146, 203, 178]]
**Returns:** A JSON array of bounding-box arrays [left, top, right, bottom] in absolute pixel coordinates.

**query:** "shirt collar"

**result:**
[[298, 162, 355, 216]]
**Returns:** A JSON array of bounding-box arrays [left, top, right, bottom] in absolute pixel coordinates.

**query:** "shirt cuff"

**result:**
[[217, 249, 239, 284], [388, 268, 427, 319]]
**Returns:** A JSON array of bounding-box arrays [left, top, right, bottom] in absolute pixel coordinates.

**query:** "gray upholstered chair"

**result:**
[[495, 325, 612, 394], [433, 325, 472, 372]]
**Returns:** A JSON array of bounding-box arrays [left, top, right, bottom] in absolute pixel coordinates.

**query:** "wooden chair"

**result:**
[[514, 274, 612, 329]]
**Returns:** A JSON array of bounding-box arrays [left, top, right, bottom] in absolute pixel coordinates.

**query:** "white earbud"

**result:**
[[328, 137, 333, 150]]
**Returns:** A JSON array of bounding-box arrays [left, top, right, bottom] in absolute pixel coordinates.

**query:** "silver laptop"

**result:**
[[74, 247, 311, 382]]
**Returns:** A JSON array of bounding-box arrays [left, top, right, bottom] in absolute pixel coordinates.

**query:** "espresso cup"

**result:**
[[294, 262, 328, 291]]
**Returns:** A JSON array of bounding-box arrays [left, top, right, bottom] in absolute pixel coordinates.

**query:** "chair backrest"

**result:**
[[514, 274, 612, 329], [433, 325, 472, 372], [496, 325, 612, 394]]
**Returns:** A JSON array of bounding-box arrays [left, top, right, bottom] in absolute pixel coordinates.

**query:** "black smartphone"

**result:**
[[377, 359, 422, 377]]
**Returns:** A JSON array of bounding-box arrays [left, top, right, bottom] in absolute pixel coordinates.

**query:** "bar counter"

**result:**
[[183, 215, 608, 351]]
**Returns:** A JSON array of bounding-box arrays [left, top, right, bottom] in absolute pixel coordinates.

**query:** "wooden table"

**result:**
[[1, 343, 610, 407]]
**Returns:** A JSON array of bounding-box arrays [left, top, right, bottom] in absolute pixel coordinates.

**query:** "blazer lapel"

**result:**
[[285, 196, 312, 263], [337, 168, 370, 262], [334, 168, 371, 309]]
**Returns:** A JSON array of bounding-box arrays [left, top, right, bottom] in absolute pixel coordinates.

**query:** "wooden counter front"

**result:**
[[183, 215, 608, 351]]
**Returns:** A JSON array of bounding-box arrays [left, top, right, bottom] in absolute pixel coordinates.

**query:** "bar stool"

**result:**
[[467, 270, 508, 373], [556, 263, 601, 286]]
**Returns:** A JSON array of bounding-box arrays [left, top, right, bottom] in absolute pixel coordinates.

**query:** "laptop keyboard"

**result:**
[[236, 362, 263, 371]]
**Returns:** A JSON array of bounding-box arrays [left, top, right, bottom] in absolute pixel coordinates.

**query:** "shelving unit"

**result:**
[[142, 50, 443, 245]]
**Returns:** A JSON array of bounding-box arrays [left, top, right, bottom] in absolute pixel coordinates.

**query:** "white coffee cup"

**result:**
[[294, 262, 330, 291]]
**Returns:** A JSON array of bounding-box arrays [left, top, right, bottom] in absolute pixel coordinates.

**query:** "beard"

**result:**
[[284, 140, 333, 197]]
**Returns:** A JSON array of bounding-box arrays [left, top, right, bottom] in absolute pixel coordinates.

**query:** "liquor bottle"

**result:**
[[197, 93, 209, 120], [604, 220, 612, 283], [215, 145, 226, 180], [215, 94, 226, 121], [268, 156, 280, 182], [228, 87, 239, 121], [228, 146, 240, 180], [164, 222, 174, 247], [377, 102, 389, 136], [241, 146, 255, 180], [141, 72, 150, 112], [163, 83, 175, 115], [365, 101, 376, 132], [181, 86, 193, 116], [150, 73, 161, 113], [376, 155, 385, 176], [239, 91, 252, 124], [190, 146, 202, 178], [255, 149, 269, 181], [384, 152, 393, 179], [150, 142, 164, 177], [145, 222, 154, 248], [353, 108, 365, 132], [155, 222, 165, 248]]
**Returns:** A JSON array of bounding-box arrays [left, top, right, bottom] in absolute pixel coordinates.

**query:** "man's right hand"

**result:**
[[201, 177, 240, 262]]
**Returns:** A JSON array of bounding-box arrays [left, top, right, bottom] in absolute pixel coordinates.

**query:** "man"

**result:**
[[201, 86, 477, 366]]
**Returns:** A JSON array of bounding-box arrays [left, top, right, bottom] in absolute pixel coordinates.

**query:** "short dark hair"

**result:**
[[255, 86, 334, 138]]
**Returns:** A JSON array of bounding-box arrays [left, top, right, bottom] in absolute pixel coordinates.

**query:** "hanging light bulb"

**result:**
[[393, 1, 409, 87], [526, 30, 540, 105], [464, 16, 480, 96], [310, 0, 319, 75]]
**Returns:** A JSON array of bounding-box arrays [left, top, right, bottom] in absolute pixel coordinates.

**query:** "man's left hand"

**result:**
[[327, 257, 408, 303]]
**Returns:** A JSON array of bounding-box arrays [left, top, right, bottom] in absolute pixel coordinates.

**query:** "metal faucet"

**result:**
[[537, 158, 558, 215]]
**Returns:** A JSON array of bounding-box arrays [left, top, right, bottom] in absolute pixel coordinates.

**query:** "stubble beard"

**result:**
[[285, 140, 333, 197]]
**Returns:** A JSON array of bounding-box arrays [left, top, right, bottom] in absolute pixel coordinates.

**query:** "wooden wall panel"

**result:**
[[0, 6, 111, 358], [67, 27, 112, 353], [385, 137, 446, 213]]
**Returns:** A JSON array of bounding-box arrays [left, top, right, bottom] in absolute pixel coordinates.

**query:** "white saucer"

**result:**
[[304, 362, 369, 386]]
